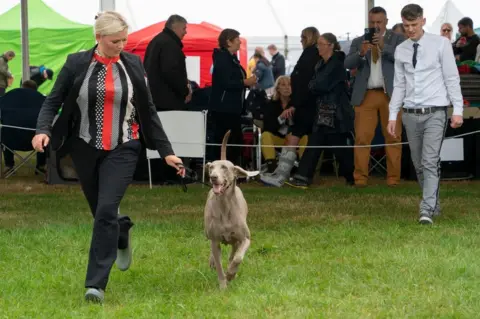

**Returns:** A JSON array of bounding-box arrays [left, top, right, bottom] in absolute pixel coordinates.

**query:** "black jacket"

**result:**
[[453, 34, 480, 62], [262, 98, 293, 138], [290, 44, 321, 110], [271, 52, 286, 80], [309, 51, 354, 134], [143, 27, 189, 111], [35, 46, 174, 158], [208, 48, 247, 115]]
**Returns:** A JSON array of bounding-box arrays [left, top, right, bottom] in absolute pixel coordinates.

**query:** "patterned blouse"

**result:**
[[76, 51, 139, 151]]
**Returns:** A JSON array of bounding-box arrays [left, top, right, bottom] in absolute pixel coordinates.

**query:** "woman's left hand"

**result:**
[[164, 155, 186, 177]]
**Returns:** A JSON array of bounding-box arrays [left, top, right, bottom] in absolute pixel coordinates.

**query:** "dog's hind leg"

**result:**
[[211, 241, 227, 289], [226, 238, 250, 281]]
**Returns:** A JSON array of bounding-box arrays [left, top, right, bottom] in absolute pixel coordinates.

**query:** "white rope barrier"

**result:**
[[1, 123, 479, 149]]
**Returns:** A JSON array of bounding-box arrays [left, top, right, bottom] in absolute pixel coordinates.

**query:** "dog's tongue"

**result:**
[[213, 184, 223, 194]]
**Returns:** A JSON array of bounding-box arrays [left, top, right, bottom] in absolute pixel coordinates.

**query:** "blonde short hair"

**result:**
[[272, 75, 291, 101], [94, 11, 129, 36]]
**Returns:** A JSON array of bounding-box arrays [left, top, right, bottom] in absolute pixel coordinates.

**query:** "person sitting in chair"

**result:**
[[261, 75, 308, 173]]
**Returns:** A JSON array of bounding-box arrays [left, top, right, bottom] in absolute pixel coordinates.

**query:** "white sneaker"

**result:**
[[85, 288, 104, 303], [116, 228, 132, 271]]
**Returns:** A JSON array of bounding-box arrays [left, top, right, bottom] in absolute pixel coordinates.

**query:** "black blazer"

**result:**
[[208, 48, 247, 115], [35, 46, 174, 158], [143, 28, 189, 111]]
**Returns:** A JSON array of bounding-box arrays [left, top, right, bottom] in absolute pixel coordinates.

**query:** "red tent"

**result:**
[[124, 21, 248, 87]]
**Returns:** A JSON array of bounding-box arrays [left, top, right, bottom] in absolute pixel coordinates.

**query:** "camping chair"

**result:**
[[0, 88, 46, 178], [146, 110, 208, 189], [241, 114, 262, 171]]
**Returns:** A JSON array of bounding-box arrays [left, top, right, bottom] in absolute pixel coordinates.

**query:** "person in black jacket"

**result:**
[[31, 12, 185, 303], [260, 27, 321, 187], [286, 33, 354, 188], [267, 44, 286, 80], [208, 28, 257, 165], [20, 65, 54, 88], [143, 14, 190, 111], [453, 17, 480, 62], [261, 75, 308, 172]]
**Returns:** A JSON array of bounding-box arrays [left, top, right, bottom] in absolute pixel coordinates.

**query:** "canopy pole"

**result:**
[[21, 0, 30, 82], [366, 0, 375, 27], [99, 0, 115, 11]]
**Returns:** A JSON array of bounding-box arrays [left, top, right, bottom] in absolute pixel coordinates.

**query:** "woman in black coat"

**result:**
[[208, 28, 256, 165], [32, 12, 185, 303], [286, 33, 354, 188]]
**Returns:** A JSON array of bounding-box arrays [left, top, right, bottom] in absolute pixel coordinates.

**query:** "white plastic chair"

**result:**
[[146, 110, 208, 189]]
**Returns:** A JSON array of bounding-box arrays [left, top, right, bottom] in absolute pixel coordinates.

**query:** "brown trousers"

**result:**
[[354, 90, 402, 185]]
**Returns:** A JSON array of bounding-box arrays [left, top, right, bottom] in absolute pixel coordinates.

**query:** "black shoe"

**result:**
[[285, 177, 309, 189]]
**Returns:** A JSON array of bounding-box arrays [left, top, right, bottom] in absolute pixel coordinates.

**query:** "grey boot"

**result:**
[[260, 149, 297, 187]]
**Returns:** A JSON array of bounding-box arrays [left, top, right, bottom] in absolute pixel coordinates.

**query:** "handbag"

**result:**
[[315, 98, 336, 128]]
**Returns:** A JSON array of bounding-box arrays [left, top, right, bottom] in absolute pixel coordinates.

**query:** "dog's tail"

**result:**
[[221, 130, 231, 160]]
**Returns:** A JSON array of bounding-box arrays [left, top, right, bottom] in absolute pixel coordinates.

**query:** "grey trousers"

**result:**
[[402, 109, 447, 216]]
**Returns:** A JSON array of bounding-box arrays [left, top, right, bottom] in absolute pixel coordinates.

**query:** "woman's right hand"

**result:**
[[244, 75, 257, 87], [32, 134, 50, 152], [280, 107, 295, 119]]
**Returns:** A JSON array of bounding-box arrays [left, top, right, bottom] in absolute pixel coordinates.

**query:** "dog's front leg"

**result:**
[[211, 240, 227, 289], [226, 238, 251, 281]]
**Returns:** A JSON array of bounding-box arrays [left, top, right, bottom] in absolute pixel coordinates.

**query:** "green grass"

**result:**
[[1, 177, 480, 318]]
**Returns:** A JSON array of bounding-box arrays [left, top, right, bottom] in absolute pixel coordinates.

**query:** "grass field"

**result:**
[[1, 174, 480, 318]]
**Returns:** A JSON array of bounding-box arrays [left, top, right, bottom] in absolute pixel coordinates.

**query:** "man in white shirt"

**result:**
[[387, 3, 464, 225]]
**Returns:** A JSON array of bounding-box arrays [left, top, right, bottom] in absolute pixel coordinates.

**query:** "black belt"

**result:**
[[402, 106, 447, 115], [367, 87, 384, 91]]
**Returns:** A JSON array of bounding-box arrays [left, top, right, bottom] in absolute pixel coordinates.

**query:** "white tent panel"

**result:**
[[429, 0, 465, 38]]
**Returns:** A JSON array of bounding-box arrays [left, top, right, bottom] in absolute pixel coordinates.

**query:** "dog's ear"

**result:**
[[234, 166, 260, 178], [205, 162, 212, 174]]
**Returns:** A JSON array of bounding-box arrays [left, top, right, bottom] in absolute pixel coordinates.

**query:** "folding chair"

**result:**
[[146, 110, 208, 189], [0, 88, 46, 178], [369, 123, 387, 176]]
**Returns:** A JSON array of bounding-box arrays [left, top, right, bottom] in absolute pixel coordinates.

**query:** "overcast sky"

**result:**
[[1, 0, 479, 39]]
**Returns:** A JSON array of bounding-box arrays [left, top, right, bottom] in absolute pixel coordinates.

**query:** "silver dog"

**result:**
[[204, 130, 259, 289]]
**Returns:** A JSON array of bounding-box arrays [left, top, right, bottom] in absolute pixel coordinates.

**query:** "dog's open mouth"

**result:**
[[212, 182, 226, 195]]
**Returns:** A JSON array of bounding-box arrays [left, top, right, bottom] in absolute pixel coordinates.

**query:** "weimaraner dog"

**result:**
[[204, 130, 259, 289]]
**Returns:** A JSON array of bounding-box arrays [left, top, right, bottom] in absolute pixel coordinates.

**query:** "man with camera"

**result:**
[[345, 6, 405, 187]]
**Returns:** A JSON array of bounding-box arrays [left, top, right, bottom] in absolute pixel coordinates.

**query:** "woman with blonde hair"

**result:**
[[261, 75, 308, 172], [32, 11, 185, 303]]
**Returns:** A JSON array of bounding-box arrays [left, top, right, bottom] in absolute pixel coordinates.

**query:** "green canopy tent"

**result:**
[[0, 0, 95, 95]]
